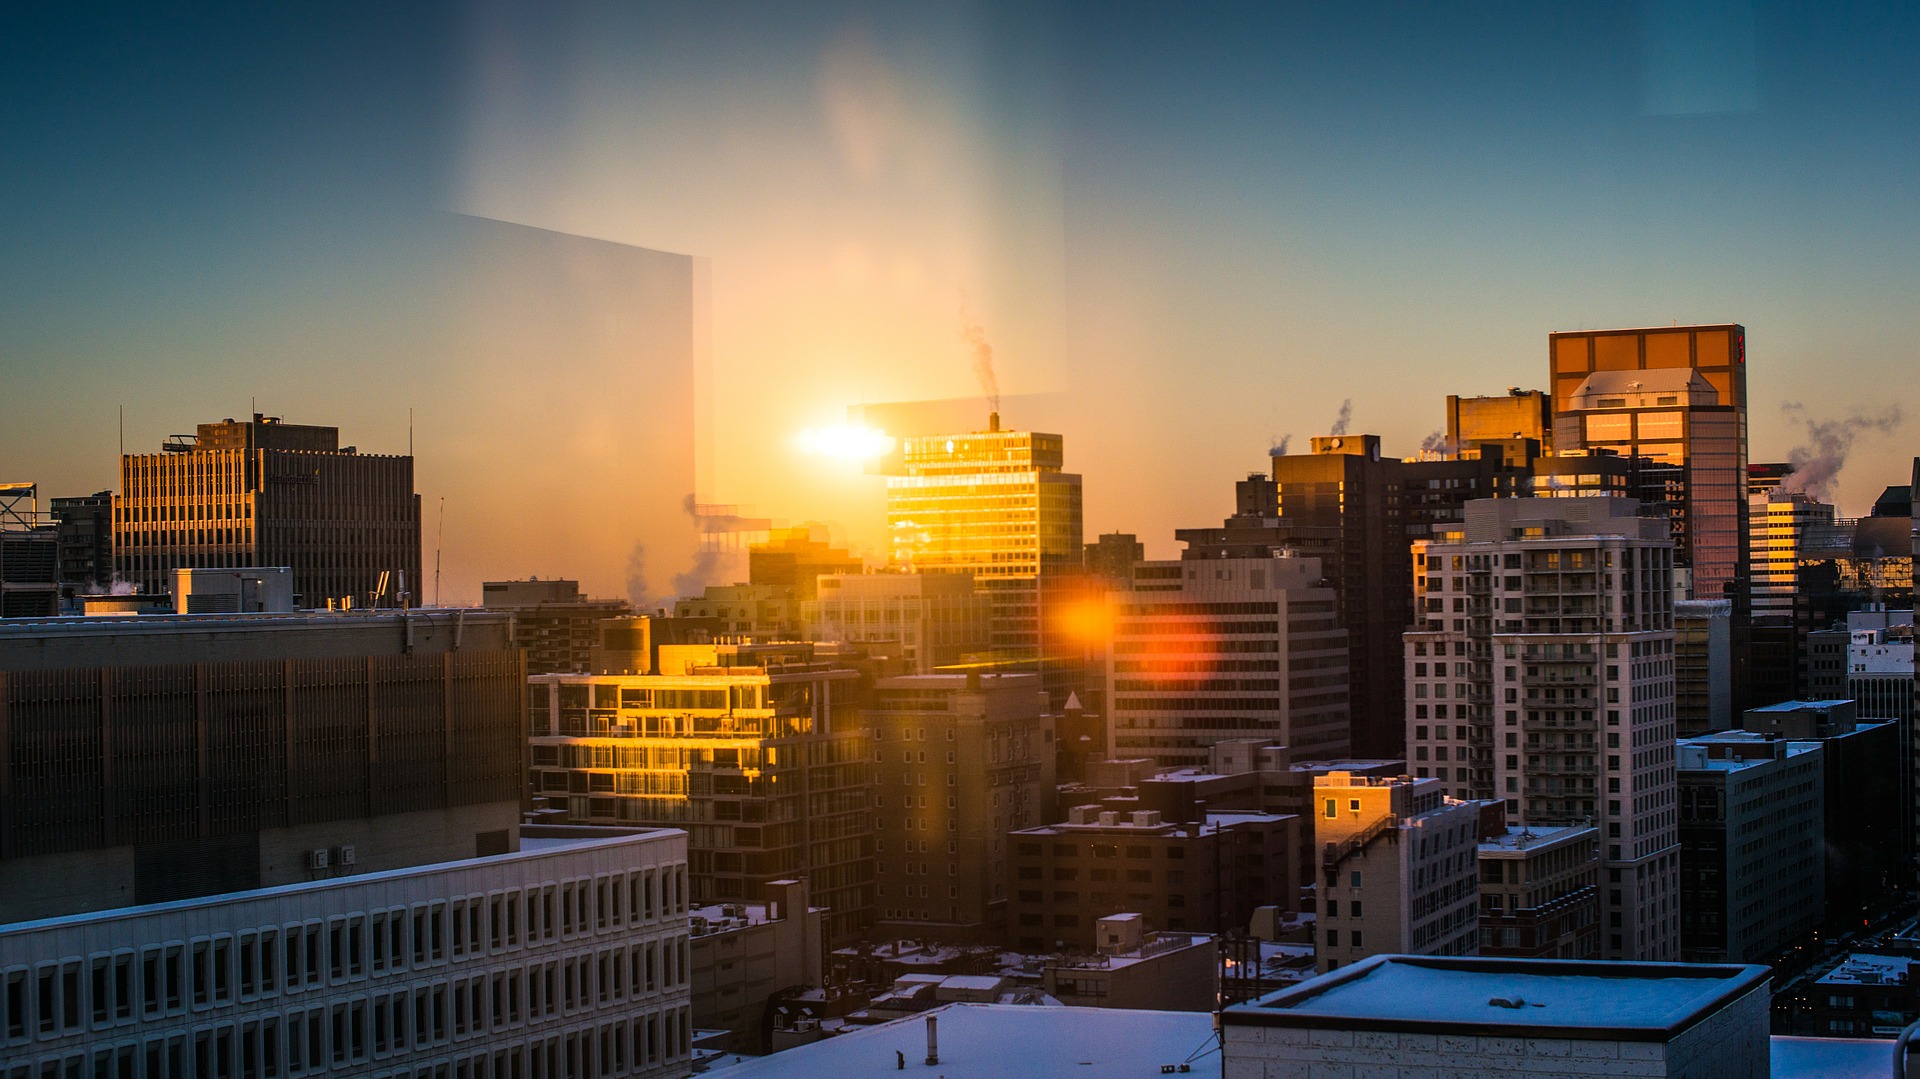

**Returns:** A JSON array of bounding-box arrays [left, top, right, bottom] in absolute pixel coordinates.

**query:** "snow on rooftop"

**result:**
[[1818, 952, 1913, 986], [1236, 956, 1769, 1033], [717, 1003, 1215, 1079]]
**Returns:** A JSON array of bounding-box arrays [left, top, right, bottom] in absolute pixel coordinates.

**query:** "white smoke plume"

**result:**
[[1329, 399, 1353, 437], [1776, 402, 1903, 503], [958, 291, 1000, 416]]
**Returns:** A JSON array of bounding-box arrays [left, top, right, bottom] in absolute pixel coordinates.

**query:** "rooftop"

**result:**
[[1818, 952, 1913, 987], [704, 1000, 1891, 1079], [1478, 824, 1597, 855], [1749, 699, 1855, 713], [1226, 956, 1770, 1040]]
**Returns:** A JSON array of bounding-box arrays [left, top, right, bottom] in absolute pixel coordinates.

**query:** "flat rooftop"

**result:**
[[1226, 956, 1770, 1040], [1478, 824, 1596, 854], [704, 1000, 1889, 1079]]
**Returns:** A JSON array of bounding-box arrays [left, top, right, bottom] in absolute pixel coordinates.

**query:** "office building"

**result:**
[[1476, 820, 1601, 959], [1676, 731, 1824, 964], [50, 490, 112, 591], [1311, 772, 1480, 973], [527, 643, 875, 943], [1741, 700, 1904, 923], [673, 583, 796, 639], [867, 672, 1053, 940], [1674, 599, 1733, 735], [113, 414, 421, 608], [885, 419, 1082, 680], [688, 878, 823, 1054], [1548, 324, 1748, 605], [1106, 548, 1349, 769], [1446, 389, 1554, 453], [1083, 532, 1143, 585], [1224, 955, 1773, 1079], [481, 578, 631, 676], [1042, 915, 1217, 1011], [1006, 807, 1299, 953], [0, 610, 523, 920], [1847, 608, 1914, 722], [1404, 496, 1680, 961], [747, 527, 862, 605], [804, 573, 991, 674], [0, 827, 692, 1078]]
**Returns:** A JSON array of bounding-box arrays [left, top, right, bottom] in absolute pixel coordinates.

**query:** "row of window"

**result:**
[[3, 1006, 691, 1079]]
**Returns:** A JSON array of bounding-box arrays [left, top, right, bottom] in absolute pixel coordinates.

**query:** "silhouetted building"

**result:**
[[0, 610, 523, 920], [482, 577, 632, 675], [1084, 532, 1144, 585], [1008, 807, 1299, 953], [749, 527, 862, 604], [50, 490, 112, 590], [868, 673, 1053, 941], [113, 414, 421, 608], [1677, 732, 1824, 964]]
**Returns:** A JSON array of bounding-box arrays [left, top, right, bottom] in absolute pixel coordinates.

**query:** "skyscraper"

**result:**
[[1404, 496, 1680, 961], [113, 414, 421, 607], [885, 417, 1084, 701], [1547, 325, 1748, 604]]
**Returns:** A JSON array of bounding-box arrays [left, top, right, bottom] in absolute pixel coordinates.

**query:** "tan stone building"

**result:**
[[869, 672, 1054, 941], [805, 572, 992, 674], [1312, 772, 1481, 973], [689, 879, 824, 1053], [1477, 821, 1601, 958]]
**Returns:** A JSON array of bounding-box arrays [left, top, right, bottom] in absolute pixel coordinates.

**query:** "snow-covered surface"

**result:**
[[1818, 951, 1913, 986], [1254, 958, 1757, 1029], [1770, 1036, 1896, 1078], [716, 1003, 1215, 1078]]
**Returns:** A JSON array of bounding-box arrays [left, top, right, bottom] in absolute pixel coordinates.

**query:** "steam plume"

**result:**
[[1776, 403, 1903, 503], [625, 542, 650, 608], [958, 291, 1000, 415], [1269, 434, 1292, 456], [1419, 430, 1454, 456], [673, 493, 738, 598], [1329, 399, 1353, 436]]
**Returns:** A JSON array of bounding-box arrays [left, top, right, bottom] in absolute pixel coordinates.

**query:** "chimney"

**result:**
[[988, 411, 1000, 432], [925, 1013, 939, 1065]]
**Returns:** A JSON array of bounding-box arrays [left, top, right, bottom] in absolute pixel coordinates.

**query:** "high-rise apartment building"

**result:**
[[1676, 731, 1825, 964], [1547, 325, 1748, 604], [868, 672, 1053, 940], [526, 643, 874, 942], [885, 418, 1084, 703], [1106, 551, 1350, 768], [113, 414, 421, 607], [1404, 497, 1680, 961], [805, 573, 991, 674], [1312, 772, 1481, 973]]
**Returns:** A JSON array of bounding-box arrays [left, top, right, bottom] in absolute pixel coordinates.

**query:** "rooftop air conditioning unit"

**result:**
[[307, 848, 330, 870]]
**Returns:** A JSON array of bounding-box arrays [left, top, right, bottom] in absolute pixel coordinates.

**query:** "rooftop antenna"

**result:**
[[434, 496, 445, 606]]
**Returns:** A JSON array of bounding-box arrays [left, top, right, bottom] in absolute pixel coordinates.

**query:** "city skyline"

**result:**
[[5, 4, 1919, 601]]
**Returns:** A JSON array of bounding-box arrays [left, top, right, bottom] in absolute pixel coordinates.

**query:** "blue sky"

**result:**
[[3, 2, 1914, 583]]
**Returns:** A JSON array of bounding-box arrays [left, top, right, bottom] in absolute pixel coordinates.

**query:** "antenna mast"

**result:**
[[434, 496, 445, 606]]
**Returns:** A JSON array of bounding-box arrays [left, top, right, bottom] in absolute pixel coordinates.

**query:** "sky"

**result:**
[[2, 1, 1916, 599]]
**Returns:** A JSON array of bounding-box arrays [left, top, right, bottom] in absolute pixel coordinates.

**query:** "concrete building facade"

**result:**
[[804, 573, 991, 674], [1404, 496, 1681, 961], [868, 673, 1053, 941], [1311, 772, 1481, 973], [688, 878, 822, 1054], [1107, 551, 1350, 768], [481, 579, 631, 676], [1677, 732, 1825, 964], [1477, 822, 1602, 959], [0, 829, 692, 1079]]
